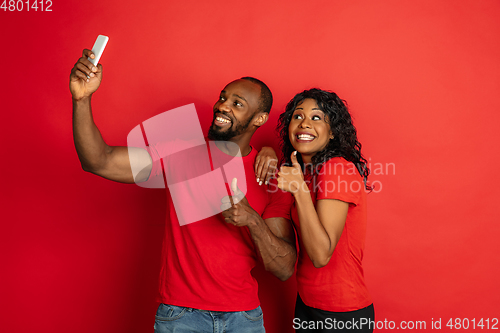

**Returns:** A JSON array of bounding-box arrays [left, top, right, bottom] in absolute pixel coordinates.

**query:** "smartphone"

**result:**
[[88, 35, 109, 66]]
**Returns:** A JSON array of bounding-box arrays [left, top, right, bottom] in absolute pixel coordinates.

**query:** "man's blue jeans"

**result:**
[[154, 303, 266, 333]]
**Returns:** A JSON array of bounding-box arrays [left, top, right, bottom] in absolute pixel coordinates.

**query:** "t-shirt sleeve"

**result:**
[[261, 178, 294, 220], [137, 143, 168, 188], [145, 145, 163, 179], [316, 158, 364, 206]]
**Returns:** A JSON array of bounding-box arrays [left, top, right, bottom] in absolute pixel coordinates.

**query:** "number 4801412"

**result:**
[[446, 318, 498, 330], [1, 0, 53, 11]]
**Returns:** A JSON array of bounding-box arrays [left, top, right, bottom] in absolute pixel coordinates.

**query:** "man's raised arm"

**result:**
[[70, 48, 152, 183]]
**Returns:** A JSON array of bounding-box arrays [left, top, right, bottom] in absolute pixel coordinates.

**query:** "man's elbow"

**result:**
[[279, 268, 294, 281], [268, 262, 295, 281], [78, 153, 109, 175], [272, 268, 294, 282], [80, 162, 93, 173], [80, 161, 105, 176]]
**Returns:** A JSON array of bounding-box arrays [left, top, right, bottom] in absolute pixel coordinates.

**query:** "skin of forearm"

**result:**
[[72, 97, 111, 172], [294, 188, 336, 268], [247, 216, 297, 281]]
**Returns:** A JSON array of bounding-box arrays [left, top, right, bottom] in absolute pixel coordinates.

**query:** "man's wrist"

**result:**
[[246, 213, 263, 231], [72, 95, 92, 104]]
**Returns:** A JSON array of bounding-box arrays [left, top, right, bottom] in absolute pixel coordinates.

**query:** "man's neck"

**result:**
[[213, 136, 252, 157]]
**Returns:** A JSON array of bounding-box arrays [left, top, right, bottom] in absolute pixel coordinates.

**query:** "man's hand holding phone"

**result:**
[[70, 49, 103, 101], [70, 35, 108, 101]]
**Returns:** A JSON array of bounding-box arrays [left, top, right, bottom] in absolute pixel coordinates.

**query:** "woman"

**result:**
[[276, 88, 374, 332]]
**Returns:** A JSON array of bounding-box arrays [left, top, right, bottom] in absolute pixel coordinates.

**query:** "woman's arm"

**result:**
[[294, 189, 348, 268], [277, 151, 349, 268]]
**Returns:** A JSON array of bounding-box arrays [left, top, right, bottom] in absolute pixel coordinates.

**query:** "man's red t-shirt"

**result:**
[[147, 142, 292, 311], [291, 157, 372, 312]]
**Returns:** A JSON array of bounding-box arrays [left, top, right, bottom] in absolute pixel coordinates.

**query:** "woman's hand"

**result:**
[[254, 146, 278, 185], [277, 152, 307, 194]]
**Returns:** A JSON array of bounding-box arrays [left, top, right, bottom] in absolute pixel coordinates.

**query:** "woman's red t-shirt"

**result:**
[[291, 157, 372, 312]]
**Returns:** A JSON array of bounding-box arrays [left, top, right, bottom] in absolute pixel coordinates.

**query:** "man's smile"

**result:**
[[214, 112, 233, 127]]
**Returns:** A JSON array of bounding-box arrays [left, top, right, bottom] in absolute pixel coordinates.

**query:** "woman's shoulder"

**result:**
[[322, 156, 352, 167], [314, 157, 366, 202]]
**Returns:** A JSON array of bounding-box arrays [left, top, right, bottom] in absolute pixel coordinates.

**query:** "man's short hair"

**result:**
[[241, 77, 273, 114]]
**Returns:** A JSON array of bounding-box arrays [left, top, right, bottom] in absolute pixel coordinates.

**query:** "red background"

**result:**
[[2, 0, 499, 332]]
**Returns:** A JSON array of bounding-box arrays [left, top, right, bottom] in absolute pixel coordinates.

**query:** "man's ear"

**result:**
[[253, 112, 269, 127]]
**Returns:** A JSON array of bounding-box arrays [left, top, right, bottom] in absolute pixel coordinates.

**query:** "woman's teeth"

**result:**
[[297, 134, 315, 140]]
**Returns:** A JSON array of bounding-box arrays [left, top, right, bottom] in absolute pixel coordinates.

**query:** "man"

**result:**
[[70, 49, 296, 332]]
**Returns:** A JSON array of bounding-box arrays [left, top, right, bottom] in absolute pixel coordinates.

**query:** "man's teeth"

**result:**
[[216, 116, 231, 124], [297, 134, 315, 140]]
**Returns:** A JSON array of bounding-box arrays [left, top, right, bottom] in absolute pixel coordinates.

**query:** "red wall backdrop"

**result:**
[[2, 0, 499, 332]]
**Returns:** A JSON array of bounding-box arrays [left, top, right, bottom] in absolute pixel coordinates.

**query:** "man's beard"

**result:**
[[207, 114, 253, 141]]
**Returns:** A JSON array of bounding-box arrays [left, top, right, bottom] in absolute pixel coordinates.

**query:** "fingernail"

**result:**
[[91, 54, 95, 58], [90, 73, 95, 77], [256, 178, 260, 183], [265, 181, 268, 185], [259, 181, 263, 186], [294, 151, 297, 156], [92, 66, 97, 72], [86, 78, 90, 82]]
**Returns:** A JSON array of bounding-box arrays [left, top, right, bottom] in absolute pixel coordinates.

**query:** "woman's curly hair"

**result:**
[[277, 88, 372, 191]]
